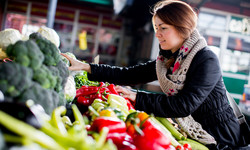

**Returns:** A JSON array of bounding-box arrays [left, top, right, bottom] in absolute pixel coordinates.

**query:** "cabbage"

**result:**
[[64, 75, 76, 102], [61, 52, 76, 67], [0, 28, 22, 50], [38, 26, 60, 48]]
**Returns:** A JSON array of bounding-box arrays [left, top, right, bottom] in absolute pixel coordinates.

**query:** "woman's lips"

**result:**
[[159, 40, 165, 44]]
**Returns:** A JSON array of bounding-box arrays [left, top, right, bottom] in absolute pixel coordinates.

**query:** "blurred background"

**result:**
[[0, 0, 249, 106]]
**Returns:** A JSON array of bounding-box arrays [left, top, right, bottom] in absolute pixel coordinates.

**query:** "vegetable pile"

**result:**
[[0, 28, 210, 150], [0, 31, 69, 114]]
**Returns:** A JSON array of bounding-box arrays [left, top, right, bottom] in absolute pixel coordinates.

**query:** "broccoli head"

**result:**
[[29, 32, 61, 66], [18, 82, 60, 114], [47, 60, 69, 93], [0, 62, 33, 97], [33, 65, 57, 89], [5, 40, 44, 70]]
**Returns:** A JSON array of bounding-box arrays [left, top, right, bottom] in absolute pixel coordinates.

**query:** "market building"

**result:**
[[0, 0, 250, 102], [0, 0, 250, 148]]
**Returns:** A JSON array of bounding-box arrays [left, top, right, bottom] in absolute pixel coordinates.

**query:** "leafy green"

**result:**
[[74, 71, 99, 89]]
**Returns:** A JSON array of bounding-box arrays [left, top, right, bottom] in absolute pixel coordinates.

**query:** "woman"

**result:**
[[62, 0, 248, 149]]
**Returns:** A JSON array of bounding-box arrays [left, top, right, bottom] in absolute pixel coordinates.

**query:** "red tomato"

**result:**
[[176, 145, 184, 150], [183, 143, 192, 150]]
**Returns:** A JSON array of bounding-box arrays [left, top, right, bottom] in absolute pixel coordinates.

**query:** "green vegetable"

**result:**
[[156, 117, 186, 140], [55, 60, 70, 91], [33, 64, 57, 89], [107, 94, 129, 118], [37, 26, 60, 48], [29, 32, 60, 66], [1, 32, 69, 115], [0, 110, 65, 150], [50, 106, 67, 135], [0, 62, 33, 98], [6, 40, 44, 70], [18, 82, 61, 114], [74, 71, 99, 89], [178, 138, 209, 150], [3, 134, 32, 146], [95, 127, 109, 149]]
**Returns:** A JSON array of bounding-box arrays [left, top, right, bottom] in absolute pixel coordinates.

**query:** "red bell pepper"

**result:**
[[106, 132, 137, 150], [125, 98, 135, 110], [77, 96, 94, 106], [125, 111, 171, 150], [76, 86, 99, 97], [133, 124, 171, 150], [90, 116, 126, 133]]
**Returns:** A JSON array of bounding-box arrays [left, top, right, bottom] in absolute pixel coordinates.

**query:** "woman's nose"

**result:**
[[155, 30, 161, 38]]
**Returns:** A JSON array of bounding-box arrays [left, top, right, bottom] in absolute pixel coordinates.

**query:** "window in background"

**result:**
[[222, 49, 250, 74], [198, 12, 227, 31]]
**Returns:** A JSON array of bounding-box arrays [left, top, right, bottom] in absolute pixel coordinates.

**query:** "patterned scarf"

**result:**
[[156, 29, 217, 145]]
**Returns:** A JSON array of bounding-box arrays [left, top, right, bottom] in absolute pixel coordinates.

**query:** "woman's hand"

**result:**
[[61, 53, 91, 73], [115, 86, 137, 102]]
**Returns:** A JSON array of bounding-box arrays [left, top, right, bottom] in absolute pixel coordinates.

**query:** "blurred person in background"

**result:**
[[62, 0, 249, 149]]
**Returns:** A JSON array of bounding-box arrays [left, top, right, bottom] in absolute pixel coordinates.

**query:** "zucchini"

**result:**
[[156, 117, 186, 140], [178, 138, 209, 150], [150, 117, 180, 147]]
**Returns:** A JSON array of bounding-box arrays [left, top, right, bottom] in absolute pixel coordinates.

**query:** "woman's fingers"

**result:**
[[60, 53, 87, 71], [115, 86, 136, 102]]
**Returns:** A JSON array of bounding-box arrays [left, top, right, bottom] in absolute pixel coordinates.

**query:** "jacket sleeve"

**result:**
[[135, 49, 222, 118], [88, 60, 158, 86]]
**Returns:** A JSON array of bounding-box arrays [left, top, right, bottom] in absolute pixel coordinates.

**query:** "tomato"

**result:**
[[183, 143, 192, 150], [176, 145, 184, 150]]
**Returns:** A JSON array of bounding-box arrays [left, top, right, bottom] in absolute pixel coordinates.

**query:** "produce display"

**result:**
[[0, 28, 209, 150]]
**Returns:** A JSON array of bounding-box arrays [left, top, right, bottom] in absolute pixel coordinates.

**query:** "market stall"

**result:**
[[0, 28, 210, 150]]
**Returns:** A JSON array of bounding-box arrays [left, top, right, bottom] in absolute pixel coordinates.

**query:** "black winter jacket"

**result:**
[[88, 47, 247, 148]]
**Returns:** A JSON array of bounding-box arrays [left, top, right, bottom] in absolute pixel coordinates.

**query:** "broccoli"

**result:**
[[47, 60, 69, 93], [0, 62, 33, 98], [56, 60, 69, 87], [29, 32, 61, 66], [18, 82, 60, 114], [5, 40, 44, 70], [1, 33, 70, 115], [33, 64, 57, 89]]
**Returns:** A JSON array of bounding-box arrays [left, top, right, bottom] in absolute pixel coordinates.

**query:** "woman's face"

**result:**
[[154, 16, 184, 53]]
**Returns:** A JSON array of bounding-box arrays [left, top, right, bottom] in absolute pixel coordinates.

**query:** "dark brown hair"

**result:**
[[152, 0, 198, 39]]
